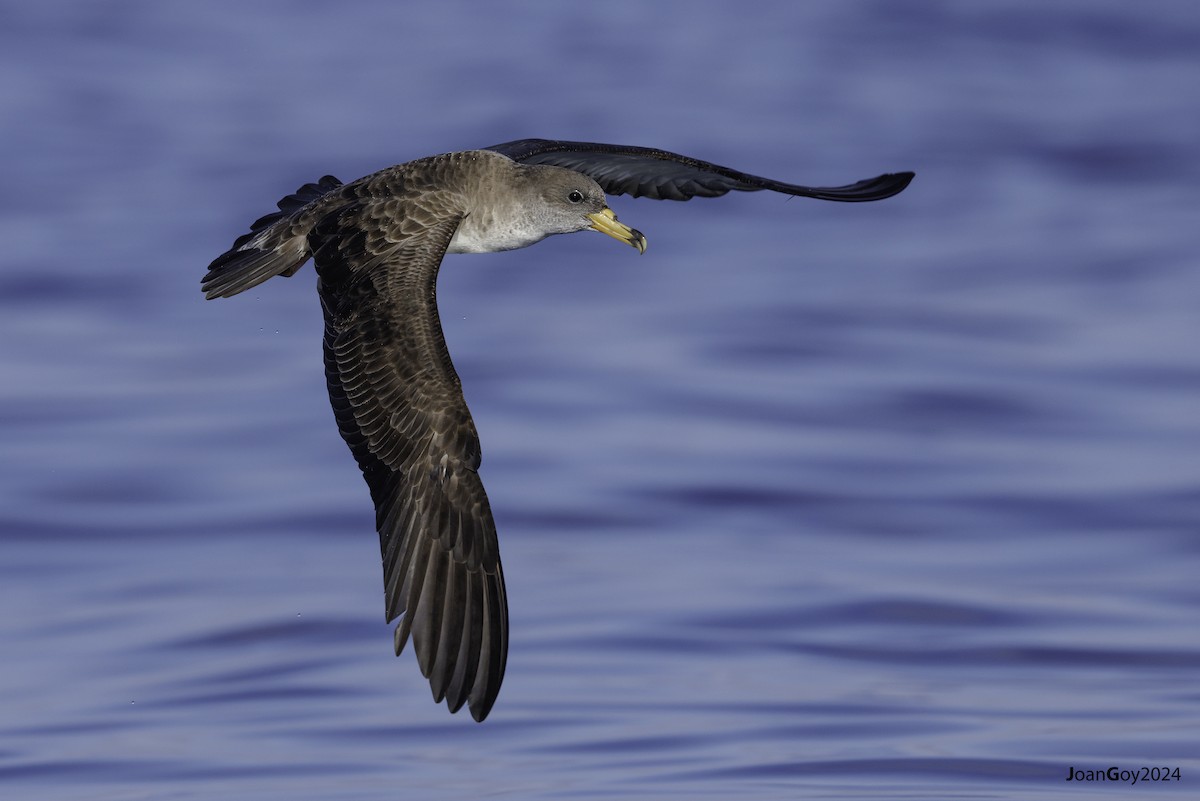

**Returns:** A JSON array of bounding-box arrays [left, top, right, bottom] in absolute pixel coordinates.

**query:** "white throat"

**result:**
[[446, 214, 551, 254]]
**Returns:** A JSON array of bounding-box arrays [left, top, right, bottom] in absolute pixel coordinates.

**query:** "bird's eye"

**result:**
[[568, 190, 584, 203]]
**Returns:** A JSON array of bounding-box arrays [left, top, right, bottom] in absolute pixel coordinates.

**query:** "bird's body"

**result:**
[[203, 139, 913, 721], [203, 150, 643, 300]]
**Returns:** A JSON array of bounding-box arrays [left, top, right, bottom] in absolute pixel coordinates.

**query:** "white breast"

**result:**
[[446, 214, 551, 254]]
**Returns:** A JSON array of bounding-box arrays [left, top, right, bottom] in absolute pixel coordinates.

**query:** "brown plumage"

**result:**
[[202, 140, 913, 721]]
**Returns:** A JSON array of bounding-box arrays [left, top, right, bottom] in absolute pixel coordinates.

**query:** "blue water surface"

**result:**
[[2, 1, 1198, 799]]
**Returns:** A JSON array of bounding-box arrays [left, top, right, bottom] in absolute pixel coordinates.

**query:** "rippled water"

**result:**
[[3, 1, 1199, 798]]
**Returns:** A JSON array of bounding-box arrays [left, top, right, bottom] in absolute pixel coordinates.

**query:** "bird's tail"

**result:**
[[202, 175, 344, 299]]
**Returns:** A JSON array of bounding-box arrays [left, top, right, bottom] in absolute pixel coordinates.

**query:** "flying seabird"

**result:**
[[202, 138, 914, 721]]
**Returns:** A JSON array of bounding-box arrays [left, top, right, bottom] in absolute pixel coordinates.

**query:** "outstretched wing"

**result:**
[[312, 198, 507, 722], [486, 138, 914, 202]]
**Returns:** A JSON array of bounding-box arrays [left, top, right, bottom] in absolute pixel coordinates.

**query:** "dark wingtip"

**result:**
[[467, 696, 493, 722], [807, 171, 915, 202], [886, 171, 916, 197]]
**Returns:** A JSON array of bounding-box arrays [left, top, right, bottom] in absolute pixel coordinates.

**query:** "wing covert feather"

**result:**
[[313, 199, 508, 721]]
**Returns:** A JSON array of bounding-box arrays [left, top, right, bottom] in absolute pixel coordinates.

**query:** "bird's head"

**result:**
[[527, 167, 647, 253]]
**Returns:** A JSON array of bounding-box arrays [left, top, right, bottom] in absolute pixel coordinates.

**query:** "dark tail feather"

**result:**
[[202, 247, 306, 299], [202, 175, 343, 299], [229, 175, 345, 244]]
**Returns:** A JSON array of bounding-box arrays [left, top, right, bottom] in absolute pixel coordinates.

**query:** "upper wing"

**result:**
[[486, 138, 914, 202], [312, 198, 507, 722]]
